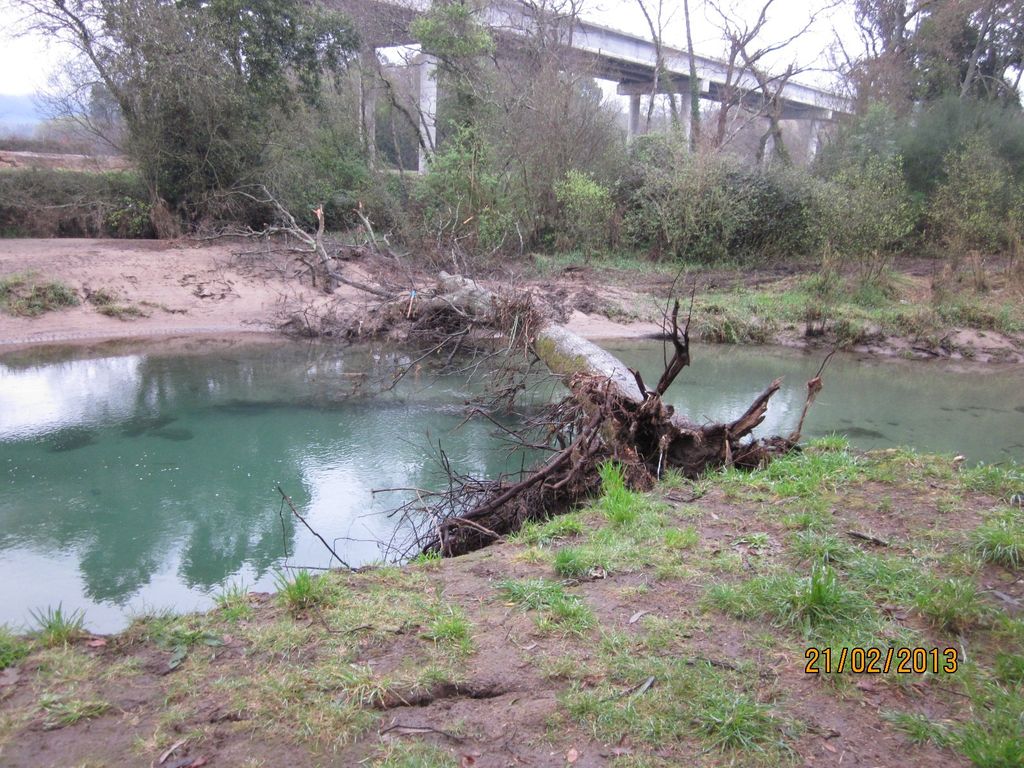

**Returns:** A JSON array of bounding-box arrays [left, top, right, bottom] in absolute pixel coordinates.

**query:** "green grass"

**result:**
[[0, 273, 79, 316], [960, 463, 1024, 501], [95, 303, 147, 319], [914, 577, 990, 633], [214, 581, 253, 621], [695, 689, 787, 754], [598, 462, 644, 525], [553, 546, 609, 578], [30, 604, 86, 647], [371, 742, 458, 768], [705, 564, 874, 638], [969, 508, 1024, 569], [273, 569, 327, 614], [497, 578, 595, 636], [882, 711, 950, 746], [0, 626, 31, 669], [513, 513, 586, 546], [423, 606, 473, 654], [38, 693, 110, 730]]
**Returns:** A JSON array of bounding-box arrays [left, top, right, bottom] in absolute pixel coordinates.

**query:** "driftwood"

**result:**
[[387, 273, 825, 558]]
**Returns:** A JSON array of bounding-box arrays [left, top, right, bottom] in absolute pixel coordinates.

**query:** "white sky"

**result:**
[[0, 0, 856, 96]]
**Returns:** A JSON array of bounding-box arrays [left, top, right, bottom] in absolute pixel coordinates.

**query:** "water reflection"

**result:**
[[1, 338, 1022, 632], [0, 339, 515, 630]]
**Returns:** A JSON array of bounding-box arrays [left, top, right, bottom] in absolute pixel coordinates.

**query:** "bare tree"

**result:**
[[708, 0, 835, 158], [635, 0, 679, 131]]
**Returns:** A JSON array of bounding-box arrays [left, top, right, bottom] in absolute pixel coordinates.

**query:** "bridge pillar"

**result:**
[[418, 54, 438, 174], [807, 118, 823, 161], [627, 93, 643, 142]]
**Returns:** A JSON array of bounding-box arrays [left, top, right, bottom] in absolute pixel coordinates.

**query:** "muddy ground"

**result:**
[[1, 238, 1022, 364]]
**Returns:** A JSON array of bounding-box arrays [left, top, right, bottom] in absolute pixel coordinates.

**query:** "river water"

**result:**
[[1, 337, 1021, 631]]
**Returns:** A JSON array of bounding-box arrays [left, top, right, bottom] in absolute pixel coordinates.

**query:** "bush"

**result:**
[[929, 136, 1016, 252], [622, 136, 820, 263], [0, 169, 153, 237], [554, 170, 613, 256], [817, 155, 915, 275]]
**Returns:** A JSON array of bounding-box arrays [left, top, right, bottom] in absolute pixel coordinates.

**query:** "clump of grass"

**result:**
[[0, 626, 31, 669], [497, 578, 595, 636], [95, 303, 146, 319], [513, 513, 585, 546], [423, 607, 473, 654], [214, 581, 253, 621], [791, 531, 853, 564], [705, 564, 873, 636], [994, 652, 1024, 686], [372, 742, 459, 768], [969, 508, 1024, 569], [0, 273, 79, 316], [882, 711, 950, 746], [553, 546, 608, 578], [409, 550, 442, 565], [960, 462, 1023, 502], [273, 570, 327, 614], [694, 689, 785, 753], [39, 693, 110, 730], [598, 462, 644, 525], [915, 577, 990, 633], [30, 604, 86, 647], [664, 526, 698, 550]]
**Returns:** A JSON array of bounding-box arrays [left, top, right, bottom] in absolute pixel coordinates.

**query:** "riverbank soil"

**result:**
[[1, 444, 1022, 767], [1, 239, 1022, 362]]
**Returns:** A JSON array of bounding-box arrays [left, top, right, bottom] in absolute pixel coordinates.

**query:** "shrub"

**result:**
[[817, 155, 915, 276], [929, 136, 1016, 252], [622, 136, 820, 263], [0, 169, 153, 237], [554, 170, 613, 256]]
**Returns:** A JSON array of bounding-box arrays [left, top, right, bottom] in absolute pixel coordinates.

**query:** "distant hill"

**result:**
[[0, 94, 44, 132]]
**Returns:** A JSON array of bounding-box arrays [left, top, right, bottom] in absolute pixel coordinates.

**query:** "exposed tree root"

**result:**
[[369, 273, 829, 559]]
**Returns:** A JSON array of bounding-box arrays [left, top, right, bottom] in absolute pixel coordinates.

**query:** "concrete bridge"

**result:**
[[335, 0, 853, 170]]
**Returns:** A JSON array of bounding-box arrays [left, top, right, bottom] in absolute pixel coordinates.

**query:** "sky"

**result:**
[[0, 0, 857, 101]]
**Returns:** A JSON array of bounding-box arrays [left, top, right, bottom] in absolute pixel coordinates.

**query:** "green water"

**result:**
[[0, 337, 1021, 632]]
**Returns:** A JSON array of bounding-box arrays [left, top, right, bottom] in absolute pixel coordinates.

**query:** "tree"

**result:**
[[10, 0, 359, 221], [838, 0, 1024, 110], [708, 0, 833, 161]]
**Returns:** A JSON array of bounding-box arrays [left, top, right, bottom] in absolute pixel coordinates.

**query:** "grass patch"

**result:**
[[371, 742, 458, 767], [273, 570, 327, 614], [969, 508, 1024, 569], [960, 463, 1024, 502], [599, 462, 645, 525], [562, 633, 794, 760], [0, 273, 78, 316], [513, 513, 586, 546], [914, 577, 990, 633], [423, 606, 473, 654], [38, 693, 110, 730], [30, 604, 86, 647], [213, 581, 253, 621], [497, 578, 595, 636], [0, 627, 31, 670], [553, 546, 609, 578]]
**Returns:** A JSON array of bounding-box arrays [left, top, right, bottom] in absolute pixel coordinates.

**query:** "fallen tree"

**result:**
[[380, 272, 827, 558]]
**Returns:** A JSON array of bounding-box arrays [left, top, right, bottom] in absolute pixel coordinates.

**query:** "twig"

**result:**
[[846, 530, 890, 547], [276, 485, 353, 570]]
